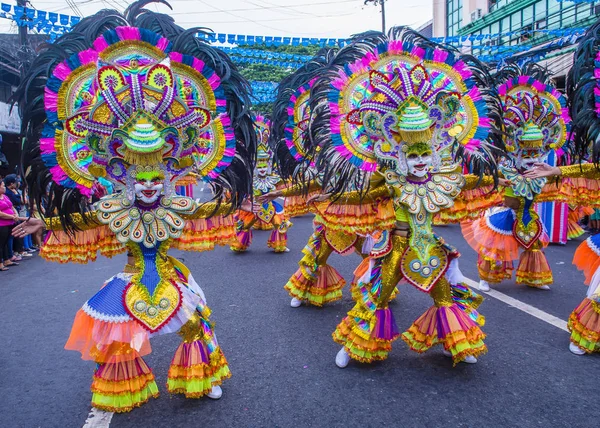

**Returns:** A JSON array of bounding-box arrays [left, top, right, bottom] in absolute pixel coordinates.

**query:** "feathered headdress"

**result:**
[[15, 0, 255, 229], [567, 18, 600, 163], [495, 63, 569, 162], [309, 27, 500, 196]]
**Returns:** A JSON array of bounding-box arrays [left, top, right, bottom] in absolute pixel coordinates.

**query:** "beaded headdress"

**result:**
[[16, 3, 255, 229], [497, 68, 569, 160], [310, 27, 497, 189]]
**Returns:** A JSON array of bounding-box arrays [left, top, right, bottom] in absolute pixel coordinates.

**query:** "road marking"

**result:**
[[83, 408, 113, 428], [463, 277, 569, 332]]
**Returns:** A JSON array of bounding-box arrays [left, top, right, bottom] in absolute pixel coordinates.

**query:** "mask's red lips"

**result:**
[[142, 190, 157, 198]]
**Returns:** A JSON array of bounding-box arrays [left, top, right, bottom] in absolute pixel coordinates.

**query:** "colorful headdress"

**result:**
[[496, 63, 569, 159], [567, 19, 600, 163], [16, 2, 255, 228], [310, 27, 499, 193]]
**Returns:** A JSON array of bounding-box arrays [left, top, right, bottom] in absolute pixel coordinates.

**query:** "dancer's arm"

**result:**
[[524, 163, 600, 180]]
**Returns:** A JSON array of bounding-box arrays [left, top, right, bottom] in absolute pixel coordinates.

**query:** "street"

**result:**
[[1, 216, 598, 428]]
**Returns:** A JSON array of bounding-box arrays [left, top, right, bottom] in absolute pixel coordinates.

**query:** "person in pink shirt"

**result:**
[[0, 180, 27, 271]]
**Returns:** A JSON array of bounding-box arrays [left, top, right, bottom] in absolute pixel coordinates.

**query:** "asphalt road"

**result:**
[[1, 216, 598, 428]]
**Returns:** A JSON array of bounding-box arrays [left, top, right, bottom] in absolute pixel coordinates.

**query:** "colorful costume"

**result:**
[[563, 19, 600, 355], [309, 28, 497, 365], [268, 48, 395, 307], [462, 64, 570, 290], [230, 116, 291, 253], [15, 5, 255, 412]]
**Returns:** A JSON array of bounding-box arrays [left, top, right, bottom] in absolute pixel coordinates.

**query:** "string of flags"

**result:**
[[0, 3, 589, 70], [431, 27, 587, 44]]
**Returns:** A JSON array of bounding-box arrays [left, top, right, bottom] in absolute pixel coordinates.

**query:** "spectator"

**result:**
[[3, 175, 32, 259], [0, 179, 28, 271]]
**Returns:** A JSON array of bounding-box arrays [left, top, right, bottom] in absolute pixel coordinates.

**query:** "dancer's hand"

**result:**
[[12, 217, 44, 238], [522, 163, 561, 178], [240, 200, 254, 212], [257, 191, 281, 204], [498, 178, 512, 187], [306, 193, 330, 204]]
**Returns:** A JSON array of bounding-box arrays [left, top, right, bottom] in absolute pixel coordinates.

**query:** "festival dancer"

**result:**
[[308, 27, 500, 367], [461, 63, 570, 292], [525, 20, 600, 355], [13, 3, 255, 412], [230, 117, 292, 253], [262, 47, 396, 308]]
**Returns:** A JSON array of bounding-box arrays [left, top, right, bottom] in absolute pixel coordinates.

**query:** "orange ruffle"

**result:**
[[515, 249, 553, 286], [332, 317, 394, 363], [65, 310, 151, 363], [560, 177, 600, 207], [171, 215, 236, 252], [313, 198, 395, 235], [573, 240, 600, 285], [477, 255, 513, 283], [41, 226, 125, 264], [284, 194, 314, 217], [439, 185, 502, 223], [568, 298, 600, 353], [285, 264, 346, 306], [401, 305, 487, 365], [461, 219, 520, 261], [92, 357, 155, 395]]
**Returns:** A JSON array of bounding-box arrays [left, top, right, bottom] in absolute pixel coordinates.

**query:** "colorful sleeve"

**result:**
[[173, 201, 236, 252], [41, 213, 124, 263], [558, 164, 600, 207]]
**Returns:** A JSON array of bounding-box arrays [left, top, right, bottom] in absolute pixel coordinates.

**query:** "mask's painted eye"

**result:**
[[407, 154, 419, 160]]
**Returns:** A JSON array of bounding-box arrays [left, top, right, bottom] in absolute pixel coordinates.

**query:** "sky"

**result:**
[[1, 0, 433, 39]]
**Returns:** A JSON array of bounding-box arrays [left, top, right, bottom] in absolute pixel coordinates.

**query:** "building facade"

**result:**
[[432, 0, 600, 79]]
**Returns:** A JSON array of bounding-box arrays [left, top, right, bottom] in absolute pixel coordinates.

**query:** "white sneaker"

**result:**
[[538, 285, 551, 290], [284, 247, 290, 252], [335, 347, 350, 368], [443, 349, 477, 364], [290, 297, 302, 308], [207, 385, 222, 399], [569, 342, 586, 355], [479, 280, 490, 292]]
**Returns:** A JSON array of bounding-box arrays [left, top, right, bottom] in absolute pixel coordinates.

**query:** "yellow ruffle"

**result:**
[[171, 215, 236, 252], [438, 185, 502, 223], [313, 198, 395, 235], [40, 225, 125, 264]]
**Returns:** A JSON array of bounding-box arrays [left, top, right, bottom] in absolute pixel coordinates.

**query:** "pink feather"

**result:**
[[169, 52, 183, 62], [44, 88, 58, 112], [40, 137, 55, 154], [116, 26, 141, 41], [191, 58, 206, 73], [52, 62, 72, 81], [433, 48, 449, 63], [531, 80, 545, 92], [78, 49, 98, 65], [156, 37, 170, 52], [93, 36, 109, 52], [76, 184, 92, 197]]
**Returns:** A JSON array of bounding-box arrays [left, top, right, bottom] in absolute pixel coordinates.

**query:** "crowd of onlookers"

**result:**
[[0, 174, 43, 271]]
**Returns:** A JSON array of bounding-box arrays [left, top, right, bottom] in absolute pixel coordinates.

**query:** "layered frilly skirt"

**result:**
[[462, 206, 552, 286], [570, 234, 600, 353], [66, 263, 230, 412]]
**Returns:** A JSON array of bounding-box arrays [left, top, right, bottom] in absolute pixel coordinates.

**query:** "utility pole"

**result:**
[[364, 0, 386, 33], [17, 0, 27, 50]]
